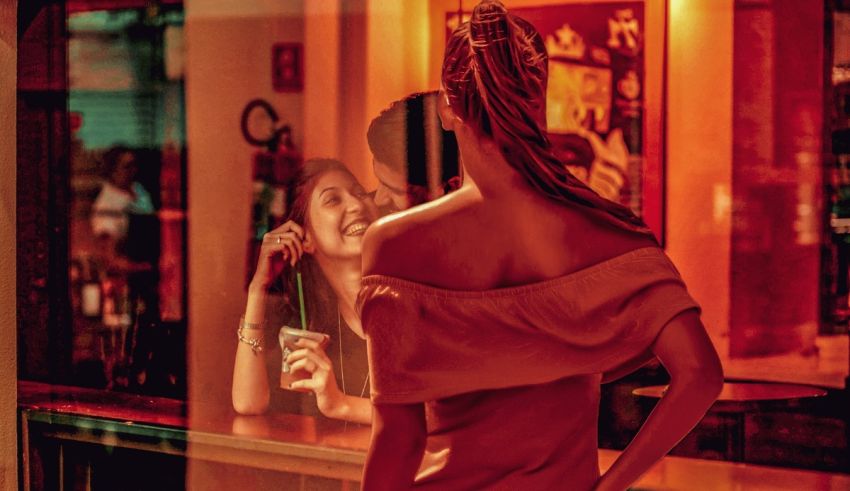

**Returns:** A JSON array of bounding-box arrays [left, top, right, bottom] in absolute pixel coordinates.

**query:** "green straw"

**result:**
[[296, 268, 308, 330]]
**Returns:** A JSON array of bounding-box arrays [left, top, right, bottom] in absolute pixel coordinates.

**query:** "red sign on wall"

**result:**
[[272, 43, 303, 93]]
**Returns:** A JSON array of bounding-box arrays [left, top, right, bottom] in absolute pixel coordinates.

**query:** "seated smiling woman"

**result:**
[[232, 158, 377, 423], [232, 90, 461, 424]]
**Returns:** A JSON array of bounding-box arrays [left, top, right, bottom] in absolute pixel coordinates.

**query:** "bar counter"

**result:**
[[18, 381, 850, 490]]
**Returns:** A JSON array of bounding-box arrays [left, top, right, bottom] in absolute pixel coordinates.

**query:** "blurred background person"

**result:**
[[91, 145, 155, 255]]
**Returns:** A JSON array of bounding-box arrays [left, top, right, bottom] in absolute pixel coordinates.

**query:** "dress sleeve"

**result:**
[[538, 251, 703, 384], [357, 284, 446, 404], [357, 282, 523, 404], [357, 252, 702, 404], [597, 275, 701, 383]]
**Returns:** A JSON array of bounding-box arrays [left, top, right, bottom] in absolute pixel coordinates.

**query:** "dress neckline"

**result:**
[[360, 246, 665, 298]]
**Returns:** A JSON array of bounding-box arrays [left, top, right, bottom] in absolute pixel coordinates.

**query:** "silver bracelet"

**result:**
[[239, 315, 266, 330], [237, 327, 264, 353]]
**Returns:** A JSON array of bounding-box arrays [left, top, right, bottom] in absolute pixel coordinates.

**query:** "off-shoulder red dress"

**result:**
[[357, 246, 701, 490]]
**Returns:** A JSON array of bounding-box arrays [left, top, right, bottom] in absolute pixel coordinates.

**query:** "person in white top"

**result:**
[[91, 146, 155, 242]]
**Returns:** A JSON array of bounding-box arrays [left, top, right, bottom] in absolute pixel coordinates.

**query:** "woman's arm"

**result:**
[[232, 221, 305, 415], [231, 285, 271, 414], [361, 402, 427, 491], [287, 337, 373, 424], [594, 310, 723, 491], [325, 394, 372, 424]]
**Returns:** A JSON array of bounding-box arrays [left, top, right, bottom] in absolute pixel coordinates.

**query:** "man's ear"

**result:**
[[302, 231, 316, 254]]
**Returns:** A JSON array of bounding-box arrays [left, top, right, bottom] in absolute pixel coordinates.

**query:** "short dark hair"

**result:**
[[366, 91, 459, 189], [102, 144, 134, 177]]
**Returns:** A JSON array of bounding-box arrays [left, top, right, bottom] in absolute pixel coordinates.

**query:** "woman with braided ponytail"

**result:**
[[358, 2, 722, 489]]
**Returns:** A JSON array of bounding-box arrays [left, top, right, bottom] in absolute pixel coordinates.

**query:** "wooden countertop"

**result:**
[[18, 380, 370, 481], [18, 381, 850, 490]]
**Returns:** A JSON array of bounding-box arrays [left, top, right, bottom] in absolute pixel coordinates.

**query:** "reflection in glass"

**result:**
[[68, 6, 187, 396]]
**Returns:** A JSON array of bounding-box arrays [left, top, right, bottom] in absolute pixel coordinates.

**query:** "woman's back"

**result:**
[[365, 184, 655, 292]]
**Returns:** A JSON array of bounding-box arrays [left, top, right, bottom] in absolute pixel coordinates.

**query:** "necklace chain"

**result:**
[[337, 306, 369, 399], [336, 308, 345, 393]]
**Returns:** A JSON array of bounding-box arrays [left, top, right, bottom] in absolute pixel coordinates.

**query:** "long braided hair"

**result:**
[[442, 0, 655, 240]]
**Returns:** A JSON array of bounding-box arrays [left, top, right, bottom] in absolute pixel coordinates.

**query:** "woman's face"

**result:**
[[306, 170, 379, 261]]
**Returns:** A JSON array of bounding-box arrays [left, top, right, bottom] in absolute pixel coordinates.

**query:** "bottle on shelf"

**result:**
[[101, 271, 131, 329], [80, 255, 102, 318]]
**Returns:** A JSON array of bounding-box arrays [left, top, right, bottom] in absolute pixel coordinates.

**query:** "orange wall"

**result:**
[[304, 0, 342, 160], [185, 3, 305, 410], [185, 6, 306, 489], [667, 0, 733, 344]]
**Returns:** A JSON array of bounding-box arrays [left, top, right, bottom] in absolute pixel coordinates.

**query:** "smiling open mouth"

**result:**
[[342, 220, 369, 237]]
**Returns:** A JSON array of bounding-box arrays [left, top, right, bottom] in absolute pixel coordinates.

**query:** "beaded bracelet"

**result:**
[[237, 316, 265, 353], [237, 327, 264, 353]]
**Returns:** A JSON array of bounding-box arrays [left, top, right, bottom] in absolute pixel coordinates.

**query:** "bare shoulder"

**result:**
[[362, 188, 477, 278], [361, 214, 410, 277]]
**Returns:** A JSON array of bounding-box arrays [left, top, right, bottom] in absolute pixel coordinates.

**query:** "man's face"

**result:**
[[372, 158, 409, 213]]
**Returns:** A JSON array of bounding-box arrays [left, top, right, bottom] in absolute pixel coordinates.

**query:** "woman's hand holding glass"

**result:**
[[250, 220, 306, 292], [285, 337, 347, 418]]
